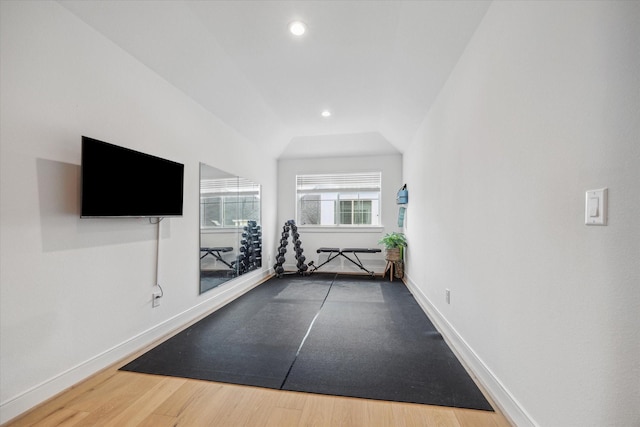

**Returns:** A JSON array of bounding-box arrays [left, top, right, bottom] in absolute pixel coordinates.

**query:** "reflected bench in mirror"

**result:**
[[200, 247, 234, 268]]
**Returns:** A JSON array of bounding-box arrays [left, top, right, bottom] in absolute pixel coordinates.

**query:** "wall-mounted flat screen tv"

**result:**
[[81, 136, 184, 217]]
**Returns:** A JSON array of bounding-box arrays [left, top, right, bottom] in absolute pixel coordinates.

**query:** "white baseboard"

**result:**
[[0, 269, 272, 425], [403, 273, 537, 427]]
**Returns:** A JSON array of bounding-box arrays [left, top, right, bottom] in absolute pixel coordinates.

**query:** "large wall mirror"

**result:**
[[199, 162, 262, 294]]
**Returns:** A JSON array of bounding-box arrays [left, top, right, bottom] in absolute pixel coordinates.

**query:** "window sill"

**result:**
[[201, 228, 239, 234], [297, 226, 384, 234]]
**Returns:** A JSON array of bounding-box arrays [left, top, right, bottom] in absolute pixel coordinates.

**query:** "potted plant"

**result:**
[[378, 232, 407, 262]]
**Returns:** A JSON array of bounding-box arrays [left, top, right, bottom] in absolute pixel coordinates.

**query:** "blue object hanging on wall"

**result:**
[[398, 206, 406, 227], [397, 184, 408, 204]]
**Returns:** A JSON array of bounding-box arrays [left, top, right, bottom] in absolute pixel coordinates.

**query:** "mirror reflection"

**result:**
[[199, 163, 261, 294]]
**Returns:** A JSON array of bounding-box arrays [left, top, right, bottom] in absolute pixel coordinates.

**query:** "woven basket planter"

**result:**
[[385, 248, 401, 262]]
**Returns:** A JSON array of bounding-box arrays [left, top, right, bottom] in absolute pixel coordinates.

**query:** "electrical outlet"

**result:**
[[445, 289, 451, 304], [152, 291, 161, 308]]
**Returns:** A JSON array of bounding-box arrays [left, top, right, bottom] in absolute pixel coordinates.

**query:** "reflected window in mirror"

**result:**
[[200, 176, 239, 228], [199, 163, 261, 294], [235, 178, 261, 227]]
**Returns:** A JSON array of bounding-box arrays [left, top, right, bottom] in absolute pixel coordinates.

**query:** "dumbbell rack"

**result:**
[[273, 220, 309, 278], [235, 220, 262, 275]]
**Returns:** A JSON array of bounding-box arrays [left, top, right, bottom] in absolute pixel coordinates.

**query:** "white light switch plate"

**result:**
[[585, 188, 607, 226]]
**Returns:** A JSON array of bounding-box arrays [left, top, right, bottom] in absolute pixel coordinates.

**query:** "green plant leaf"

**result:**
[[378, 232, 407, 248]]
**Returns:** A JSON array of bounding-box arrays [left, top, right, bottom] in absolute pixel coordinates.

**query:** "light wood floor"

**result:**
[[4, 353, 512, 427]]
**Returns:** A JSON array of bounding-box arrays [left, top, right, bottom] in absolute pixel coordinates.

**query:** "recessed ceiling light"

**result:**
[[289, 21, 306, 36], [321, 110, 331, 118]]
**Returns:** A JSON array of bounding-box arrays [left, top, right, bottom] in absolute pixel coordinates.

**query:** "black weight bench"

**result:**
[[309, 247, 381, 276], [200, 247, 234, 269]]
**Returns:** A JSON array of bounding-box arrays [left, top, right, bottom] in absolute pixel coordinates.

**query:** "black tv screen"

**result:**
[[81, 136, 184, 217]]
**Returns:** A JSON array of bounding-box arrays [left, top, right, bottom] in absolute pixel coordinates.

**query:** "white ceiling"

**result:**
[[59, 0, 491, 159]]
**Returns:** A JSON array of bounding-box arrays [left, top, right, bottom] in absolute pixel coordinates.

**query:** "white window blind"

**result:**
[[296, 172, 381, 193], [201, 177, 259, 196]]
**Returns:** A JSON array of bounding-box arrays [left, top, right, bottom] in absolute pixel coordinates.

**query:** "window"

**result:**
[[200, 177, 260, 229], [296, 172, 381, 226], [340, 200, 372, 225]]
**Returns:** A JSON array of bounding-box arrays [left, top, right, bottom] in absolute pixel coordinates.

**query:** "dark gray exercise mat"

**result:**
[[120, 273, 493, 411], [282, 278, 493, 410], [121, 276, 333, 388]]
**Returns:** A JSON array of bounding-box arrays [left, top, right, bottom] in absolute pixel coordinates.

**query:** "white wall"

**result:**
[[278, 154, 403, 273], [403, 2, 640, 426], [0, 2, 277, 422]]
